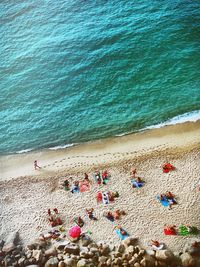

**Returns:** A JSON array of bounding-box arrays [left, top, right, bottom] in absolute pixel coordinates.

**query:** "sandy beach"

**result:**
[[0, 121, 200, 253]]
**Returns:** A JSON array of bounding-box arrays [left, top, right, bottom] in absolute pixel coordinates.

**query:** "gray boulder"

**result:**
[[2, 231, 19, 253], [44, 257, 59, 267]]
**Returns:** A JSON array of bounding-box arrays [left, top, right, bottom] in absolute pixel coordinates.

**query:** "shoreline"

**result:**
[[0, 121, 200, 181]]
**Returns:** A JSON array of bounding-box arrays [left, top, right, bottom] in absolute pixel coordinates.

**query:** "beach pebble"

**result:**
[[80, 235, 92, 247], [2, 231, 19, 253], [32, 249, 42, 262], [117, 244, 125, 254], [44, 257, 59, 267], [77, 258, 89, 267], [64, 244, 80, 255], [101, 245, 110, 256], [54, 240, 70, 250], [18, 256, 26, 266], [122, 237, 138, 248], [58, 261, 66, 267], [126, 245, 135, 255], [155, 249, 174, 262], [180, 252, 196, 267], [45, 247, 57, 257], [99, 255, 107, 263], [128, 256, 138, 265]]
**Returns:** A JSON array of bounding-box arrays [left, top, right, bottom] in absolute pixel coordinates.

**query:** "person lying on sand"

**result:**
[[150, 240, 160, 247], [71, 181, 79, 193], [103, 211, 114, 222], [62, 179, 70, 190], [74, 216, 84, 227], [130, 168, 137, 178], [114, 225, 127, 236], [164, 224, 177, 235], [86, 208, 97, 220], [47, 208, 62, 227], [162, 163, 175, 173], [113, 209, 126, 220]]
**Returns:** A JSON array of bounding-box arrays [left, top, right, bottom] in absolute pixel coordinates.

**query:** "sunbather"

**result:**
[[71, 181, 79, 193], [164, 224, 177, 235], [162, 163, 175, 173], [103, 211, 114, 222], [63, 179, 70, 190], [115, 225, 127, 236], [130, 168, 137, 178], [150, 240, 160, 247], [86, 208, 97, 220], [113, 209, 126, 220], [74, 216, 84, 227]]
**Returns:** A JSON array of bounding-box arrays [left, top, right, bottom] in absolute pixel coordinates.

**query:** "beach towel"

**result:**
[[96, 191, 102, 202], [157, 196, 169, 207], [115, 229, 129, 240], [164, 228, 177, 235], [71, 186, 79, 193], [131, 180, 144, 188], [178, 226, 199, 236], [79, 181, 91, 193], [102, 192, 110, 204]]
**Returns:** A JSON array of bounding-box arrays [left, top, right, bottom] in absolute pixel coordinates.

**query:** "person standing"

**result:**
[[34, 160, 41, 170]]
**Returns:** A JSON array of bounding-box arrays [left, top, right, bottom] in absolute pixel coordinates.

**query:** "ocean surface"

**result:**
[[0, 0, 200, 155]]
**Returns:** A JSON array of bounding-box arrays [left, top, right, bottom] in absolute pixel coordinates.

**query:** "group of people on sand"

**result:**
[[42, 161, 198, 247], [94, 170, 109, 185]]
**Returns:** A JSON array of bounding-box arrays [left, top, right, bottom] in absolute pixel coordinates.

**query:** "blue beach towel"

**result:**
[[71, 186, 79, 193], [115, 229, 129, 240], [156, 196, 169, 207], [131, 180, 144, 188]]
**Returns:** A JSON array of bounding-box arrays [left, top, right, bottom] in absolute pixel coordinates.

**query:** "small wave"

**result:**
[[143, 110, 200, 131], [16, 148, 33, 154], [48, 143, 75, 150]]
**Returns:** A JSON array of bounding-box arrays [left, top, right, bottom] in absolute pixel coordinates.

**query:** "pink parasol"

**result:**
[[68, 225, 81, 238]]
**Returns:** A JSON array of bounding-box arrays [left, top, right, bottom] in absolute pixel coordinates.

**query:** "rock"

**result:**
[[44, 257, 59, 267], [101, 244, 110, 256], [140, 258, 147, 267], [18, 257, 26, 266], [114, 252, 122, 258], [32, 249, 42, 262], [113, 257, 122, 265], [126, 245, 135, 255], [90, 247, 99, 254], [180, 252, 196, 267], [138, 249, 145, 257], [143, 254, 156, 267], [99, 255, 107, 263], [2, 231, 19, 253], [117, 244, 125, 254], [26, 265, 40, 267], [122, 237, 138, 248], [64, 256, 77, 266], [58, 261, 66, 267], [54, 240, 70, 250], [155, 249, 174, 262], [64, 244, 80, 255], [128, 256, 138, 265], [77, 258, 89, 267], [134, 263, 141, 267], [183, 239, 200, 256], [106, 258, 112, 266], [146, 249, 155, 257], [45, 247, 58, 257], [27, 242, 38, 250], [80, 235, 92, 247], [155, 261, 167, 267]]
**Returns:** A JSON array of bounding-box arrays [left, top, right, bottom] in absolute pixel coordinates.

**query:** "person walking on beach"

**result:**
[[34, 160, 41, 170]]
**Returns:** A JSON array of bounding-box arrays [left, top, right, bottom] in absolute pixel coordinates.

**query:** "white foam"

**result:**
[[48, 143, 75, 150], [143, 110, 200, 130], [16, 148, 33, 154]]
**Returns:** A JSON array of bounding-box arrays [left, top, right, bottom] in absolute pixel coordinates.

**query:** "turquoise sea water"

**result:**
[[0, 1, 200, 155]]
